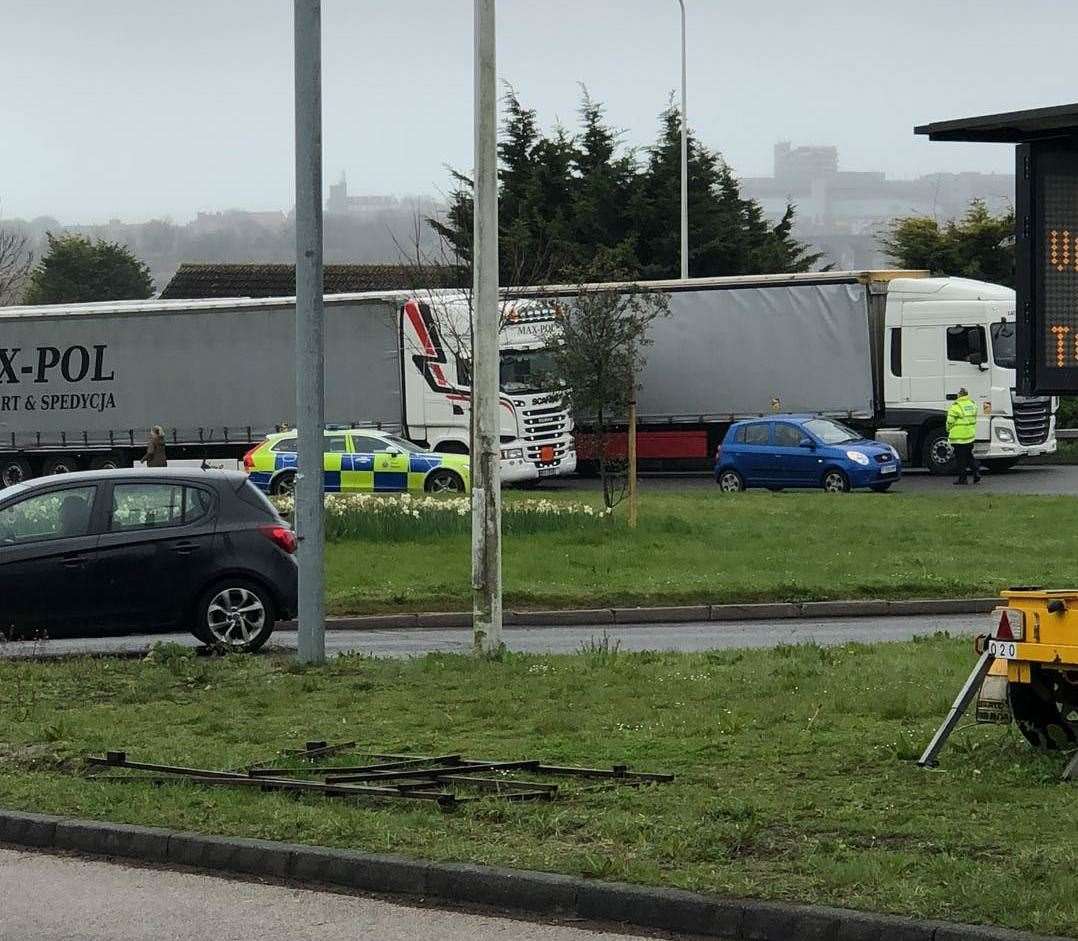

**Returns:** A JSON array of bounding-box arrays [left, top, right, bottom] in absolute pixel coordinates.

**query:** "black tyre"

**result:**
[[0, 457, 31, 489], [717, 469, 745, 492], [89, 452, 126, 471], [42, 455, 81, 476], [192, 579, 276, 653], [922, 428, 956, 476], [983, 458, 1021, 474], [425, 469, 465, 493], [821, 468, 850, 493], [270, 470, 297, 497], [1009, 668, 1078, 751], [870, 482, 893, 493]]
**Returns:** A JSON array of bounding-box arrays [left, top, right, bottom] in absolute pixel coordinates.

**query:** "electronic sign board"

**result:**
[[1016, 140, 1078, 393]]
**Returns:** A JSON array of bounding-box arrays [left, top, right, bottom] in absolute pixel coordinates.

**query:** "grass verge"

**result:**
[[0, 638, 1075, 936], [325, 492, 1078, 614]]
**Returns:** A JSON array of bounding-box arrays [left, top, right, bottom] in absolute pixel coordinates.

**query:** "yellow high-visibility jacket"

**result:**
[[946, 395, 978, 444]]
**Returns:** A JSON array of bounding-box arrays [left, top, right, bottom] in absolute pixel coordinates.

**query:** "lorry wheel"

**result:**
[[89, 452, 126, 471], [717, 469, 744, 492], [822, 469, 850, 493], [425, 469, 465, 493], [922, 429, 956, 476], [42, 456, 81, 475], [983, 458, 1021, 474], [0, 458, 32, 488], [1009, 668, 1078, 750], [270, 471, 297, 497]]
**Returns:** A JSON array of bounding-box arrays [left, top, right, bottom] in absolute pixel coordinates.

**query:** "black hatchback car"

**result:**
[[0, 469, 298, 651]]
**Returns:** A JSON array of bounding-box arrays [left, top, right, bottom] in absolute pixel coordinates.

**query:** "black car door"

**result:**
[[0, 483, 101, 637], [92, 481, 218, 631]]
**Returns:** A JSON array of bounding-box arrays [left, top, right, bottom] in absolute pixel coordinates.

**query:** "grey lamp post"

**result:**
[[677, 0, 688, 280]]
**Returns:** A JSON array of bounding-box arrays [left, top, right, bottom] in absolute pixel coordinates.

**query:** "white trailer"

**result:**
[[532, 271, 1055, 474], [0, 291, 576, 487]]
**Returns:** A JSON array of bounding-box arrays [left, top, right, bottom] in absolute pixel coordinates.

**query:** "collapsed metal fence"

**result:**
[[87, 740, 674, 810]]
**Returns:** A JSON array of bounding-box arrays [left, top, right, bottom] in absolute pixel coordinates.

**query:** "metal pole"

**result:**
[[472, 0, 502, 653], [627, 395, 638, 529], [294, 0, 325, 665], [677, 0, 688, 280], [917, 651, 994, 767]]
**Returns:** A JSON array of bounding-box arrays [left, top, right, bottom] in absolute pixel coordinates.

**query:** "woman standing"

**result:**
[[140, 425, 167, 468]]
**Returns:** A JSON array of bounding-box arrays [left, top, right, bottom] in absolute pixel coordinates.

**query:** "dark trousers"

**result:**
[[954, 442, 980, 483]]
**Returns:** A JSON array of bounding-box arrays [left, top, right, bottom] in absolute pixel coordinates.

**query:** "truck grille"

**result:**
[[1012, 397, 1051, 446], [521, 405, 571, 466]]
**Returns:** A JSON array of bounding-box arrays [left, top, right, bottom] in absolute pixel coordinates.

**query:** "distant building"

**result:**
[[188, 210, 286, 234], [741, 143, 1014, 269], [773, 141, 838, 186], [327, 174, 401, 216]]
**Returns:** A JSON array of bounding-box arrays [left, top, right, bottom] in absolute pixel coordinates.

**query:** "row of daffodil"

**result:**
[[272, 492, 613, 539]]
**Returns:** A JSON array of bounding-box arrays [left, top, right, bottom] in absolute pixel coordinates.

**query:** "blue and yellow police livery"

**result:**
[[244, 429, 471, 496]]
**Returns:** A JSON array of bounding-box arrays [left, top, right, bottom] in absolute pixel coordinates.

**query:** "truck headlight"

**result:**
[[994, 426, 1014, 442], [846, 450, 870, 466], [501, 448, 523, 460]]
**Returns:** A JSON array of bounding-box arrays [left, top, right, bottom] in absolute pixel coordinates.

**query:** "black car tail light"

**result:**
[[259, 525, 297, 554]]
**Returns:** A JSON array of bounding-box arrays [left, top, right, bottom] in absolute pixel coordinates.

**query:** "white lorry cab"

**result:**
[[398, 294, 576, 484], [880, 276, 1055, 473]]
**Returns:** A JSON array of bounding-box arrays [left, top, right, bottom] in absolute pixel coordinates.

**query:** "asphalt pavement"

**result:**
[[0, 847, 648, 941], [542, 461, 1078, 495], [0, 613, 977, 660]]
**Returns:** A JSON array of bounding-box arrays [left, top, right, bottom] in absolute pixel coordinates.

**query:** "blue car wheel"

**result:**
[[717, 469, 744, 492], [822, 469, 850, 493]]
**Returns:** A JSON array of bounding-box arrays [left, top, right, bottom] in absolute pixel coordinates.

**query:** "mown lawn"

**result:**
[[0, 638, 1074, 935], [324, 491, 1078, 614]]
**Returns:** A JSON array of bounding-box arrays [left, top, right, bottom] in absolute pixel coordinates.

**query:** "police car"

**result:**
[[244, 429, 470, 496]]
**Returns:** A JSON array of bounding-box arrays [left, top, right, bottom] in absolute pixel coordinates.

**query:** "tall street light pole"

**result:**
[[677, 0, 688, 280], [293, 0, 325, 664], [472, 0, 502, 653]]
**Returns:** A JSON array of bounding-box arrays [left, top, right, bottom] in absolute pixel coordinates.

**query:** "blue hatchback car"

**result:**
[[715, 416, 902, 493]]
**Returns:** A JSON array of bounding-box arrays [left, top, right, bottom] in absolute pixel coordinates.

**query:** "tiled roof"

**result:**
[[159, 263, 465, 300]]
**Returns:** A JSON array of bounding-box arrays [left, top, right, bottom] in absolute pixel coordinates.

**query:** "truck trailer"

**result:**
[[556, 270, 1056, 474], [0, 291, 576, 486]]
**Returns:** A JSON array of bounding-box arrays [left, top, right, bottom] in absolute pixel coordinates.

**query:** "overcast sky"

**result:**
[[1, 0, 1069, 223]]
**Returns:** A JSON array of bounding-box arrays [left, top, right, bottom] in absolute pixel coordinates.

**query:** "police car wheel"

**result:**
[[271, 471, 297, 497], [822, 469, 850, 493], [1009, 669, 1078, 751], [425, 470, 464, 494], [193, 579, 275, 653]]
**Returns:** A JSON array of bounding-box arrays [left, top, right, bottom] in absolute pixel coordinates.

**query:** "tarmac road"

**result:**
[[0, 847, 650, 941], [0, 613, 977, 660]]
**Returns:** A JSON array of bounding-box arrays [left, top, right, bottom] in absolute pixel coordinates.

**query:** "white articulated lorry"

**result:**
[[549, 270, 1055, 473], [0, 291, 576, 487]]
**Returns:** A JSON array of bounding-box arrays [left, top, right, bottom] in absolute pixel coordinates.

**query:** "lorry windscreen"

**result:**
[[990, 321, 1016, 369], [499, 349, 557, 395]]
